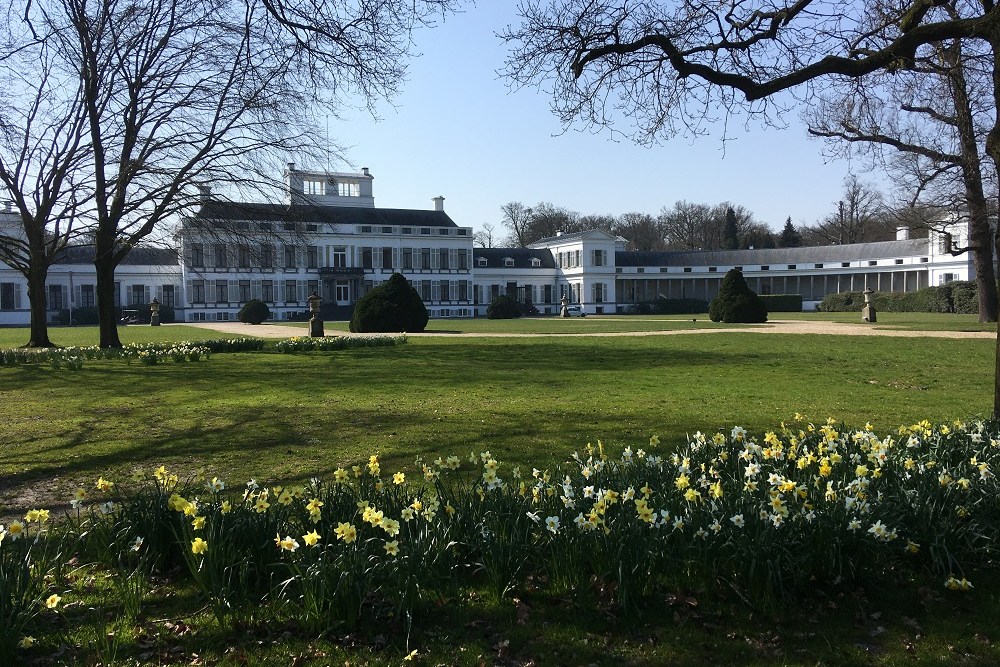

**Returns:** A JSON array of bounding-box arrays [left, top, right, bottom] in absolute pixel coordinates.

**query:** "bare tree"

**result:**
[[503, 0, 1000, 415], [11, 0, 459, 348], [657, 200, 714, 250], [474, 222, 498, 248], [806, 33, 998, 320], [800, 177, 891, 246], [0, 10, 93, 347], [500, 201, 535, 247], [613, 212, 665, 251]]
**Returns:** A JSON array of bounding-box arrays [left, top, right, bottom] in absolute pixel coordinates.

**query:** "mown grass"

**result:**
[[0, 324, 237, 348], [1, 333, 991, 515], [2, 324, 997, 666]]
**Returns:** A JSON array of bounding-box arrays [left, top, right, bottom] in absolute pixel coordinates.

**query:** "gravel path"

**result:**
[[176, 319, 995, 340]]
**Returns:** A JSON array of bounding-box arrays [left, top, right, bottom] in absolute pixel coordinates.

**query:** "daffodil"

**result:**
[[18, 636, 35, 649], [45, 594, 61, 609], [191, 516, 206, 530], [545, 516, 560, 534], [334, 522, 357, 543], [384, 540, 399, 556], [393, 471, 406, 485], [95, 477, 114, 492], [191, 537, 209, 554], [275, 534, 299, 552], [302, 530, 321, 547]]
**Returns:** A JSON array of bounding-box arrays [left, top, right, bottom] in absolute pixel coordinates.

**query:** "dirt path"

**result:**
[[176, 319, 995, 340]]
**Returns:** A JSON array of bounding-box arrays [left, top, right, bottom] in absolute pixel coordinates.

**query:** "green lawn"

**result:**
[[1, 332, 991, 513], [0, 324, 238, 348], [2, 326, 998, 666]]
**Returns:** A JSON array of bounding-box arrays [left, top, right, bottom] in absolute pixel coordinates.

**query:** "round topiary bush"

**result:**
[[238, 298, 271, 325], [486, 295, 522, 319], [709, 269, 768, 323], [350, 273, 428, 333]]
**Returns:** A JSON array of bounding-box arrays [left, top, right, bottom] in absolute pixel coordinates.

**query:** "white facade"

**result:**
[[0, 175, 982, 326]]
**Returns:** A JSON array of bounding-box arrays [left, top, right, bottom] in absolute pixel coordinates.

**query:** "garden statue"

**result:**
[[560, 294, 569, 317], [308, 291, 324, 337], [862, 288, 877, 323]]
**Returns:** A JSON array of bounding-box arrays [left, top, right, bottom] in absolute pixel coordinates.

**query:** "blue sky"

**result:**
[[323, 4, 872, 237]]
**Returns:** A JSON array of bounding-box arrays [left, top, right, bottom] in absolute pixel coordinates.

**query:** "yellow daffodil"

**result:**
[[393, 472, 406, 485], [384, 540, 399, 556], [95, 477, 114, 492], [45, 594, 61, 609], [191, 537, 209, 554], [302, 530, 320, 547], [191, 516, 206, 530], [334, 522, 357, 543]]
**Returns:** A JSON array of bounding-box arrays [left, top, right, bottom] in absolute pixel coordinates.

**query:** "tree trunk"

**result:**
[[95, 256, 122, 348], [945, 42, 998, 323], [25, 263, 54, 348]]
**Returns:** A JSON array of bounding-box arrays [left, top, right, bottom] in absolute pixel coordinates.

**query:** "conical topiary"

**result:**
[[709, 269, 768, 323], [349, 272, 429, 333]]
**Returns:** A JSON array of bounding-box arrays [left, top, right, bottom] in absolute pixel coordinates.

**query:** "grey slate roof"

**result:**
[[474, 247, 556, 269], [615, 239, 930, 267], [192, 201, 458, 228], [531, 230, 626, 246], [56, 245, 179, 266]]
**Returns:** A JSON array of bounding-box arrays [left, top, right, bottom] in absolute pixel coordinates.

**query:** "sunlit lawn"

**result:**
[[1, 332, 991, 513], [2, 321, 997, 666]]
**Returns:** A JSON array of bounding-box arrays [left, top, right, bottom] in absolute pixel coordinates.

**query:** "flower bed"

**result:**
[[2, 417, 996, 659]]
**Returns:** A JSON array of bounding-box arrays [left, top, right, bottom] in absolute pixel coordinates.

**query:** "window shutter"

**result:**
[[156, 285, 163, 303], [296, 247, 305, 269], [413, 249, 421, 269], [252, 280, 261, 299], [184, 243, 194, 268], [143, 285, 150, 304], [74, 284, 82, 306], [297, 280, 307, 302]]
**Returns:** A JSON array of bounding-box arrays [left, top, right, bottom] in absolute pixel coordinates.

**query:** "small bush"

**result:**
[[487, 295, 522, 319], [647, 298, 709, 315], [238, 299, 271, 325], [349, 273, 428, 333], [818, 282, 982, 314], [709, 269, 767, 323], [759, 294, 803, 312]]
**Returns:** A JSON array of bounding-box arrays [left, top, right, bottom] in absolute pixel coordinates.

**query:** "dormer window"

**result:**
[[531, 258, 541, 267], [303, 179, 325, 196], [504, 257, 515, 267], [477, 257, 488, 267]]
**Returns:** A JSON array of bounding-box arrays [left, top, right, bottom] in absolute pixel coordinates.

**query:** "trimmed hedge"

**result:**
[[818, 281, 980, 314], [709, 269, 768, 323], [58, 304, 177, 325], [238, 299, 271, 325], [486, 295, 522, 319], [759, 294, 803, 312], [641, 298, 710, 315], [350, 273, 428, 333]]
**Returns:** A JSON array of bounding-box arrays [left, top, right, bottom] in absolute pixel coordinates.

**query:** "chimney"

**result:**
[[896, 225, 910, 240], [556, 230, 563, 237], [286, 162, 296, 172], [432, 196, 445, 212], [197, 185, 212, 202], [1, 200, 12, 213], [361, 167, 370, 177]]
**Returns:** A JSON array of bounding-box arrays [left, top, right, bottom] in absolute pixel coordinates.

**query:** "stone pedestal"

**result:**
[[309, 317, 324, 338], [150, 313, 160, 326], [862, 288, 876, 323]]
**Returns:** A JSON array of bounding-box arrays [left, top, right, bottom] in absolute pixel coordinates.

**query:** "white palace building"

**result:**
[[0, 166, 977, 326]]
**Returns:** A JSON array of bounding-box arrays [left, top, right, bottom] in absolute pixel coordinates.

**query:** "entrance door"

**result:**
[[335, 280, 351, 305]]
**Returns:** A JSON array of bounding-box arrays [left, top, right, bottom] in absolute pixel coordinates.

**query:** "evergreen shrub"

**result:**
[[349, 273, 428, 333], [487, 295, 522, 319], [709, 269, 768, 323], [759, 294, 803, 312], [238, 299, 271, 324]]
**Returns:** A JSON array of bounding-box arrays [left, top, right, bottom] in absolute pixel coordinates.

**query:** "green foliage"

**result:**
[[273, 335, 406, 353], [238, 299, 271, 325], [197, 337, 267, 353], [486, 295, 522, 319], [644, 297, 709, 315], [759, 294, 803, 312], [778, 218, 802, 248], [349, 273, 428, 333], [818, 282, 980, 314], [709, 269, 768, 323]]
